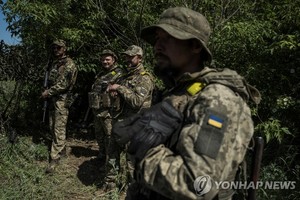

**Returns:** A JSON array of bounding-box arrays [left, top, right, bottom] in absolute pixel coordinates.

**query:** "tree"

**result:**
[[1, 0, 299, 198]]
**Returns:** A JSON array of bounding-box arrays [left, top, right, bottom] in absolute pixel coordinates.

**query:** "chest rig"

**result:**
[[88, 69, 123, 114], [48, 57, 68, 86]]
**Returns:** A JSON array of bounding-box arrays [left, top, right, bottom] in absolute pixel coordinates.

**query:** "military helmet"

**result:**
[[122, 45, 143, 57], [100, 49, 118, 60], [52, 39, 66, 48], [141, 7, 212, 62]]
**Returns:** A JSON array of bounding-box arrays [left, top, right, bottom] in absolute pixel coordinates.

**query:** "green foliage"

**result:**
[[1, 0, 300, 199], [255, 118, 293, 143], [0, 81, 17, 115], [258, 145, 300, 199], [0, 133, 127, 199], [0, 136, 47, 199]]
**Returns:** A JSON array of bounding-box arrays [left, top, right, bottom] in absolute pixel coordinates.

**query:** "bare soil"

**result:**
[[43, 126, 126, 199]]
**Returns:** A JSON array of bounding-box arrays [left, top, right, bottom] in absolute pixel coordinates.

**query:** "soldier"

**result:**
[[106, 45, 154, 189], [88, 49, 125, 168], [42, 39, 78, 173], [113, 7, 261, 199]]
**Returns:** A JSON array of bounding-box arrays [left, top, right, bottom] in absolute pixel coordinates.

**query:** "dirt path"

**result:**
[[47, 127, 126, 199]]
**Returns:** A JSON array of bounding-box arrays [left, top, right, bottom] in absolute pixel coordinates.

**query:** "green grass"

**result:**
[[0, 132, 125, 200]]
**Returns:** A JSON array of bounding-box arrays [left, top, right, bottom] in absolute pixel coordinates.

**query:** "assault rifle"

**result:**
[[79, 69, 126, 129], [93, 80, 109, 93], [42, 58, 52, 123], [247, 136, 264, 200], [81, 81, 109, 126]]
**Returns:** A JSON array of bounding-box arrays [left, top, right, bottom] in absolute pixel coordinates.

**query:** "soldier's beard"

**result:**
[[154, 65, 181, 88], [154, 53, 181, 88], [127, 61, 138, 69]]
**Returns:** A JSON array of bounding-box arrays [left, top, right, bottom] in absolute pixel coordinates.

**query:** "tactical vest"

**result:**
[[48, 56, 77, 109], [88, 67, 124, 115]]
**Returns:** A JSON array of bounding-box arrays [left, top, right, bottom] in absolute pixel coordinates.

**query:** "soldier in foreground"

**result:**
[[41, 39, 78, 173], [106, 45, 154, 190], [113, 7, 261, 199], [88, 50, 125, 170]]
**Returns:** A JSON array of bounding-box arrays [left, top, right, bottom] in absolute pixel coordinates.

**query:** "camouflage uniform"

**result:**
[[89, 63, 125, 162], [105, 45, 154, 188], [47, 40, 77, 161], [117, 62, 153, 118], [127, 68, 261, 200], [113, 7, 261, 200]]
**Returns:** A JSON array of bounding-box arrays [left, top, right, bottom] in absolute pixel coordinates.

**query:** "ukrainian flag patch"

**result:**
[[208, 115, 223, 129]]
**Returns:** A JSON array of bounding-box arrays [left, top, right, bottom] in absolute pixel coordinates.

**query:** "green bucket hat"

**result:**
[[141, 7, 212, 62], [52, 39, 66, 48]]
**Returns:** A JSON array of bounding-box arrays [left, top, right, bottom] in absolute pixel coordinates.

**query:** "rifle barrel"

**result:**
[[42, 66, 50, 123], [43, 71, 49, 88], [42, 101, 48, 123], [248, 136, 264, 200]]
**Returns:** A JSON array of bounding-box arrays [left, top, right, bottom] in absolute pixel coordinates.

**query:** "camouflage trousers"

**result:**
[[94, 112, 121, 178], [49, 98, 69, 160]]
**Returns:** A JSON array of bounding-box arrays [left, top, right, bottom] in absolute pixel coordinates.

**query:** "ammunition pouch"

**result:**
[[88, 92, 101, 109], [88, 92, 111, 109], [101, 93, 111, 108]]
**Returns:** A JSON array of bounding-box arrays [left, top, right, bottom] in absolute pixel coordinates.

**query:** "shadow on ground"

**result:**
[[70, 145, 98, 158], [77, 157, 105, 186]]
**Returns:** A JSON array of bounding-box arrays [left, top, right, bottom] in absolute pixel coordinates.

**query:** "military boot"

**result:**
[[101, 158, 120, 191], [59, 147, 67, 159], [45, 158, 60, 174], [103, 181, 117, 192]]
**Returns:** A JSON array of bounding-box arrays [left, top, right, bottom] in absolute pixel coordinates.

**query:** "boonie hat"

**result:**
[[122, 45, 143, 57], [141, 7, 212, 62], [52, 39, 66, 48], [100, 49, 118, 60]]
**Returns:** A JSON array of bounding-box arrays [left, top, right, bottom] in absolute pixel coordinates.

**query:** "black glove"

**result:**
[[113, 113, 144, 145], [127, 100, 183, 162]]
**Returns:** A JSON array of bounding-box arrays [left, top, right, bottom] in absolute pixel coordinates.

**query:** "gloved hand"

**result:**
[[113, 113, 144, 145], [127, 100, 183, 162]]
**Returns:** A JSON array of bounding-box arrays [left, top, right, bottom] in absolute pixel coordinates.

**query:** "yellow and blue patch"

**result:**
[[208, 115, 224, 129]]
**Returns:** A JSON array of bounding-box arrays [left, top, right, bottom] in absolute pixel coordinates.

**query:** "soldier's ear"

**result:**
[[191, 39, 202, 54]]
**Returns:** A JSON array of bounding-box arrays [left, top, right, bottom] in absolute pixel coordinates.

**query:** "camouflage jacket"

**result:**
[[90, 65, 125, 117], [92, 65, 125, 90], [116, 63, 154, 118], [134, 67, 261, 200], [48, 56, 77, 98]]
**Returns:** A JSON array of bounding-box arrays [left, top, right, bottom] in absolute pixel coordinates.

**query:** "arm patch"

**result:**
[[194, 108, 228, 159]]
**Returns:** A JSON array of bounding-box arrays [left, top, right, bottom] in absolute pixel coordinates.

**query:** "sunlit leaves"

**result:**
[[255, 118, 293, 143]]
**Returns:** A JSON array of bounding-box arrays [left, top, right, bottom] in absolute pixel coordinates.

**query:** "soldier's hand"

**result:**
[[107, 83, 120, 97], [107, 83, 120, 92], [109, 91, 118, 98], [127, 100, 183, 162], [112, 113, 143, 145]]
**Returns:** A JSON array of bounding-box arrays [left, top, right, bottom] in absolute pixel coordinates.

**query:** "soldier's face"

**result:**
[[125, 55, 141, 68], [53, 45, 66, 57], [101, 55, 115, 70], [153, 28, 196, 75]]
